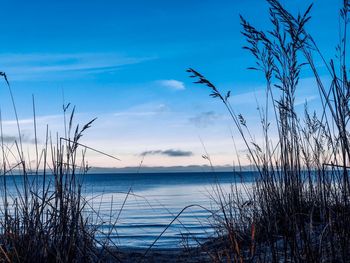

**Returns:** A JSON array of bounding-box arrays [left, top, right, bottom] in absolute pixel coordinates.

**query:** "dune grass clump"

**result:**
[[0, 79, 117, 262], [189, 0, 350, 261]]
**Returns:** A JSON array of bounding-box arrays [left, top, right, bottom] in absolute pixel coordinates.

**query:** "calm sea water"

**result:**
[[82, 172, 255, 248], [3, 172, 255, 249]]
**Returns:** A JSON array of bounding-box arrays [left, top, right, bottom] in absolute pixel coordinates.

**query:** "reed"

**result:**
[[0, 1, 348, 262], [0, 75, 123, 262], [189, 0, 350, 261]]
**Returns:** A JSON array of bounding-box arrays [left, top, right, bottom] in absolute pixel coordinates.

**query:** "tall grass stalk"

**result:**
[[189, 0, 350, 261], [0, 75, 123, 262]]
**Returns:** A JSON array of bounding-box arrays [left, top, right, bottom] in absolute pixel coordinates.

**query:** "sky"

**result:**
[[0, 0, 343, 170]]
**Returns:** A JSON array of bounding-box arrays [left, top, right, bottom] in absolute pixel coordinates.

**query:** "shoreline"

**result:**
[[104, 246, 212, 263]]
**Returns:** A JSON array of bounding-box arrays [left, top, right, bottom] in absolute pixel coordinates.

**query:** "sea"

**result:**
[[3, 171, 255, 249], [82, 171, 254, 249]]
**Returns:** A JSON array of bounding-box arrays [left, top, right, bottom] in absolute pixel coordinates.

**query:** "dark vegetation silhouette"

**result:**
[[188, 0, 350, 262], [0, 0, 348, 262], [0, 73, 125, 262]]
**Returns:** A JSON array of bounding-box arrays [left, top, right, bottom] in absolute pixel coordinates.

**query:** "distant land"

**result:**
[[87, 165, 257, 173]]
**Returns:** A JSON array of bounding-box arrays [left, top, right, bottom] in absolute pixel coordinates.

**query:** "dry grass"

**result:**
[[189, 0, 350, 262], [0, 76, 124, 262], [0, 1, 348, 262]]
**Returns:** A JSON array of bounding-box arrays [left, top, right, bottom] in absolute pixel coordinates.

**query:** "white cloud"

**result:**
[[2, 114, 62, 126], [0, 53, 155, 81], [113, 103, 168, 117], [158, 79, 185, 90], [189, 111, 218, 128]]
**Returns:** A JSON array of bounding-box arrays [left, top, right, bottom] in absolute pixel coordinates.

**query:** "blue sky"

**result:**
[[0, 0, 342, 168]]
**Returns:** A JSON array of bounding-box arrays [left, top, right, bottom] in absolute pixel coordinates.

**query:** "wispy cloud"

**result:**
[[2, 114, 63, 126], [0, 53, 154, 81], [141, 149, 193, 157], [189, 111, 218, 128], [295, 95, 318, 106], [158, 79, 185, 90], [1, 114, 65, 143], [113, 103, 168, 117], [1, 134, 36, 144]]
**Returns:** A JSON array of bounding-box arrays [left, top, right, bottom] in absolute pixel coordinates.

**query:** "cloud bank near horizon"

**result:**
[[140, 149, 193, 157]]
